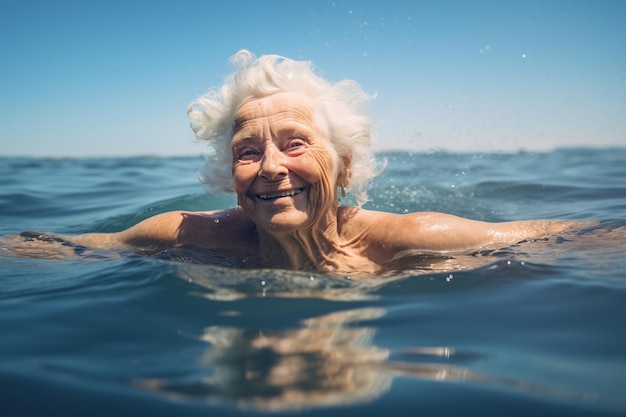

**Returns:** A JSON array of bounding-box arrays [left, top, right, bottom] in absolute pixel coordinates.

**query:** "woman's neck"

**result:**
[[256, 206, 371, 274]]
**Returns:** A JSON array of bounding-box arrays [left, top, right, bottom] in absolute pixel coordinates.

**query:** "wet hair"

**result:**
[[187, 50, 379, 206]]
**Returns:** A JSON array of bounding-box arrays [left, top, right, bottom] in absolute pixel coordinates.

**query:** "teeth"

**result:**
[[257, 188, 303, 200]]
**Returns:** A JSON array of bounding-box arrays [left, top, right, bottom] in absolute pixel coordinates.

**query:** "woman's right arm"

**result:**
[[62, 210, 192, 251], [4, 208, 252, 259], [7, 210, 212, 258]]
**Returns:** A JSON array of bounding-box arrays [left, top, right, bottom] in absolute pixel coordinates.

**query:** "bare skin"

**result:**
[[48, 93, 575, 276]]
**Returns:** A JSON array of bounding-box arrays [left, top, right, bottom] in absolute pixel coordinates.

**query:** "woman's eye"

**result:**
[[287, 139, 306, 151], [238, 148, 260, 161]]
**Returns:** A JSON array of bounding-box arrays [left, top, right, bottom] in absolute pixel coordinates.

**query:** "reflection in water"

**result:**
[[133, 304, 585, 411], [134, 307, 392, 410], [200, 308, 390, 411]]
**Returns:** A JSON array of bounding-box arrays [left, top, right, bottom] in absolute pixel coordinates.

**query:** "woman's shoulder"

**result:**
[[338, 208, 466, 252], [338, 206, 406, 238], [167, 207, 257, 249], [339, 206, 405, 222]]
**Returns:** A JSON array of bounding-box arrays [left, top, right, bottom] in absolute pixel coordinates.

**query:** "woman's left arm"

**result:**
[[377, 212, 580, 253]]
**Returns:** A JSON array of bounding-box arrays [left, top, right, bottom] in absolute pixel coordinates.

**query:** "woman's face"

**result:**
[[231, 92, 340, 234]]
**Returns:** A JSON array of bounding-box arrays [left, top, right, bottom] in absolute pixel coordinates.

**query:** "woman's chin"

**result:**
[[258, 212, 309, 234]]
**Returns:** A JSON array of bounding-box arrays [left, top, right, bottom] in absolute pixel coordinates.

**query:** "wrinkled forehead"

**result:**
[[233, 92, 324, 132]]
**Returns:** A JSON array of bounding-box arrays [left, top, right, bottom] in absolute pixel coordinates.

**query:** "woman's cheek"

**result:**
[[232, 167, 255, 207], [304, 151, 337, 218], [298, 148, 336, 183]]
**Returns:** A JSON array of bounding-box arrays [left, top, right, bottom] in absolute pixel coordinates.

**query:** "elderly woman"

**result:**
[[51, 50, 571, 276]]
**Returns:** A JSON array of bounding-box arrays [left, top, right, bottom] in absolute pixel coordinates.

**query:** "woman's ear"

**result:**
[[338, 155, 353, 187]]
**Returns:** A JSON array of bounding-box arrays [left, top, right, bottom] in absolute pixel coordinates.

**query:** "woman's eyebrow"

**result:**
[[230, 131, 259, 150], [276, 119, 316, 133], [233, 117, 250, 133]]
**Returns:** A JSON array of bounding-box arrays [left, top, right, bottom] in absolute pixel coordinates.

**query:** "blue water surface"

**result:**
[[1, 148, 625, 416]]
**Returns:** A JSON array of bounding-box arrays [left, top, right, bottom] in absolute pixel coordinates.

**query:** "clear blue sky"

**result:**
[[1, 0, 624, 157]]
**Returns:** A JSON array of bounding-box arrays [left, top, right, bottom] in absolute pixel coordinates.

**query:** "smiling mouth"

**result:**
[[256, 188, 305, 201]]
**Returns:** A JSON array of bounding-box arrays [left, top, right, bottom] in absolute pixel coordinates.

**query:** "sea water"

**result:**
[[1, 148, 625, 416]]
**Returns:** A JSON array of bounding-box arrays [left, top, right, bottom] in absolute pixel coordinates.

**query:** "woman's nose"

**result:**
[[259, 146, 288, 180]]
